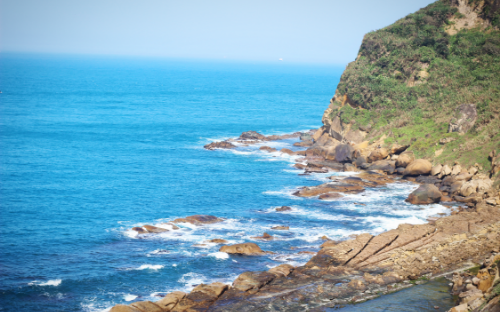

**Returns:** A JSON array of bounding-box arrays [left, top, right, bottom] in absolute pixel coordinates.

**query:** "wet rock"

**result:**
[[294, 163, 306, 170], [396, 153, 415, 168], [239, 131, 267, 140], [319, 193, 344, 200], [405, 184, 442, 205], [293, 183, 364, 197], [142, 225, 168, 234], [293, 140, 313, 147], [271, 226, 289, 230], [259, 146, 277, 153], [341, 176, 377, 188], [172, 215, 223, 225], [132, 227, 148, 234], [276, 206, 292, 212], [130, 301, 164, 312], [251, 232, 274, 240], [280, 148, 294, 155], [415, 175, 441, 184], [219, 243, 266, 255], [403, 159, 432, 176], [207, 239, 228, 244], [308, 160, 344, 172], [268, 264, 294, 277], [357, 171, 395, 186], [368, 148, 389, 162], [204, 141, 236, 150], [334, 144, 355, 163], [304, 166, 329, 173]]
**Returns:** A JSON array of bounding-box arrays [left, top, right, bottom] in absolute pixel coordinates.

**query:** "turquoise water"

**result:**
[[0, 53, 451, 311]]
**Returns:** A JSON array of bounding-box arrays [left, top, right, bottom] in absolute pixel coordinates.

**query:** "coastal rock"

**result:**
[[460, 179, 493, 197], [357, 171, 395, 186], [207, 239, 228, 244], [204, 141, 236, 150], [276, 206, 292, 212], [442, 165, 452, 176], [368, 160, 396, 174], [390, 144, 409, 155], [280, 148, 294, 155], [293, 140, 313, 147], [293, 183, 364, 197], [131, 227, 148, 234], [142, 225, 168, 234], [294, 163, 306, 170], [300, 133, 313, 141], [268, 264, 294, 277], [403, 159, 432, 176], [259, 146, 277, 153], [396, 152, 415, 168], [239, 131, 267, 140], [172, 215, 223, 225], [155, 291, 186, 311], [431, 164, 442, 176], [368, 148, 389, 162], [271, 226, 289, 230], [232, 271, 275, 292], [251, 232, 274, 240], [354, 156, 367, 167], [405, 184, 442, 205], [130, 301, 163, 312], [319, 193, 344, 200], [334, 144, 355, 163], [219, 243, 266, 255], [110, 305, 142, 312], [452, 164, 462, 176]]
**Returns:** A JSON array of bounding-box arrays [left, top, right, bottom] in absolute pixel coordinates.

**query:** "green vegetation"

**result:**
[[467, 264, 482, 275], [330, 0, 500, 169]]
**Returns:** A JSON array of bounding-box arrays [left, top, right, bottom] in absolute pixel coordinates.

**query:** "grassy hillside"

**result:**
[[328, 0, 500, 171]]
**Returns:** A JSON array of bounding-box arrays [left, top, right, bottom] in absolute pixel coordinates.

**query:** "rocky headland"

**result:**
[[111, 0, 500, 311]]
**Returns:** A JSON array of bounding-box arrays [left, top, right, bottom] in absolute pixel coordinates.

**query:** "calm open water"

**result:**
[[0, 53, 452, 311]]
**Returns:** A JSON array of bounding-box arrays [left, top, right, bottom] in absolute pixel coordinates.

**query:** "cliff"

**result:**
[[321, 0, 500, 186]]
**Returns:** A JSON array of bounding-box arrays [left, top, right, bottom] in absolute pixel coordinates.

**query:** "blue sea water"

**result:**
[[0, 53, 451, 311]]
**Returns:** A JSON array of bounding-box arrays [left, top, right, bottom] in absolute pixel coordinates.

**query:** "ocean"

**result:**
[[0, 53, 450, 311]]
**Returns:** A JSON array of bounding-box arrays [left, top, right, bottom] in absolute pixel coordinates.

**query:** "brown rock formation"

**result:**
[[204, 141, 236, 150], [405, 184, 442, 205], [219, 243, 266, 255], [172, 215, 224, 225]]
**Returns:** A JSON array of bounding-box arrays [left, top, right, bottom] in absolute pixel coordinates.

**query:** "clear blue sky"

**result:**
[[1, 0, 436, 64]]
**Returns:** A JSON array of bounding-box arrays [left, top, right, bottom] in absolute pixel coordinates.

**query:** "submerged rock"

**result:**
[[239, 131, 267, 140], [172, 215, 224, 225], [405, 184, 442, 205], [259, 146, 277, 153], [204, 141, 236, 150], [276, 206, 292, 212], [293, 183, 364, 197], [271, 226, 289, 230]]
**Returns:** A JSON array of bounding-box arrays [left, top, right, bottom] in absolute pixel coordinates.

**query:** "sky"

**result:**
[[1, 0, 436, 64]]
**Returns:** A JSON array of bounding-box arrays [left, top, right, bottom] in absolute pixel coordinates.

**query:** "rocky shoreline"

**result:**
[[110, 128, 500, 312]]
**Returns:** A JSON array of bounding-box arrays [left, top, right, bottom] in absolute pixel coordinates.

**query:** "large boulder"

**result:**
[[460, 179, 493, 197], [110, 305, 141, 312], [368, 148, 389, 162], [390, 144, 409, 155], [448, 104, 477, 134], [204, 141, 236, 150], [334, 144, 355, 163], [239, 131, 267, 140], [442, 164, 452, 176], [328, 116, 344, 141], [368, 160, 396, 174], [268, 264, 294, 277], [396, 152, 415, 168], [219, 243, 266, 255], [431, 164, 442, 176], [405, 184, 442, 205], [403, 159, 432, 176], [172, 215, 223, 225], [129, 301, 163, 312]]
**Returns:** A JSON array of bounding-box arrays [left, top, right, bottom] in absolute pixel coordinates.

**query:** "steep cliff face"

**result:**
[[321, 0, 500, 179]]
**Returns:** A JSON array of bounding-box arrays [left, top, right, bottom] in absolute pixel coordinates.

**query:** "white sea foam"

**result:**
[[263, 188, 302, 200], [133, 264, 164, 271], [208, 252, 229, 259], [28, 279, 62, 287], [178, 272, 206, 291], [124, 294, 137, 301]]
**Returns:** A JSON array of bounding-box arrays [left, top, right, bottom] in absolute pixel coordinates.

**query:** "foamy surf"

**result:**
[[123, 294, 138, 301], [132, 264, 164, 271], [28, 279, 62, 287]]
